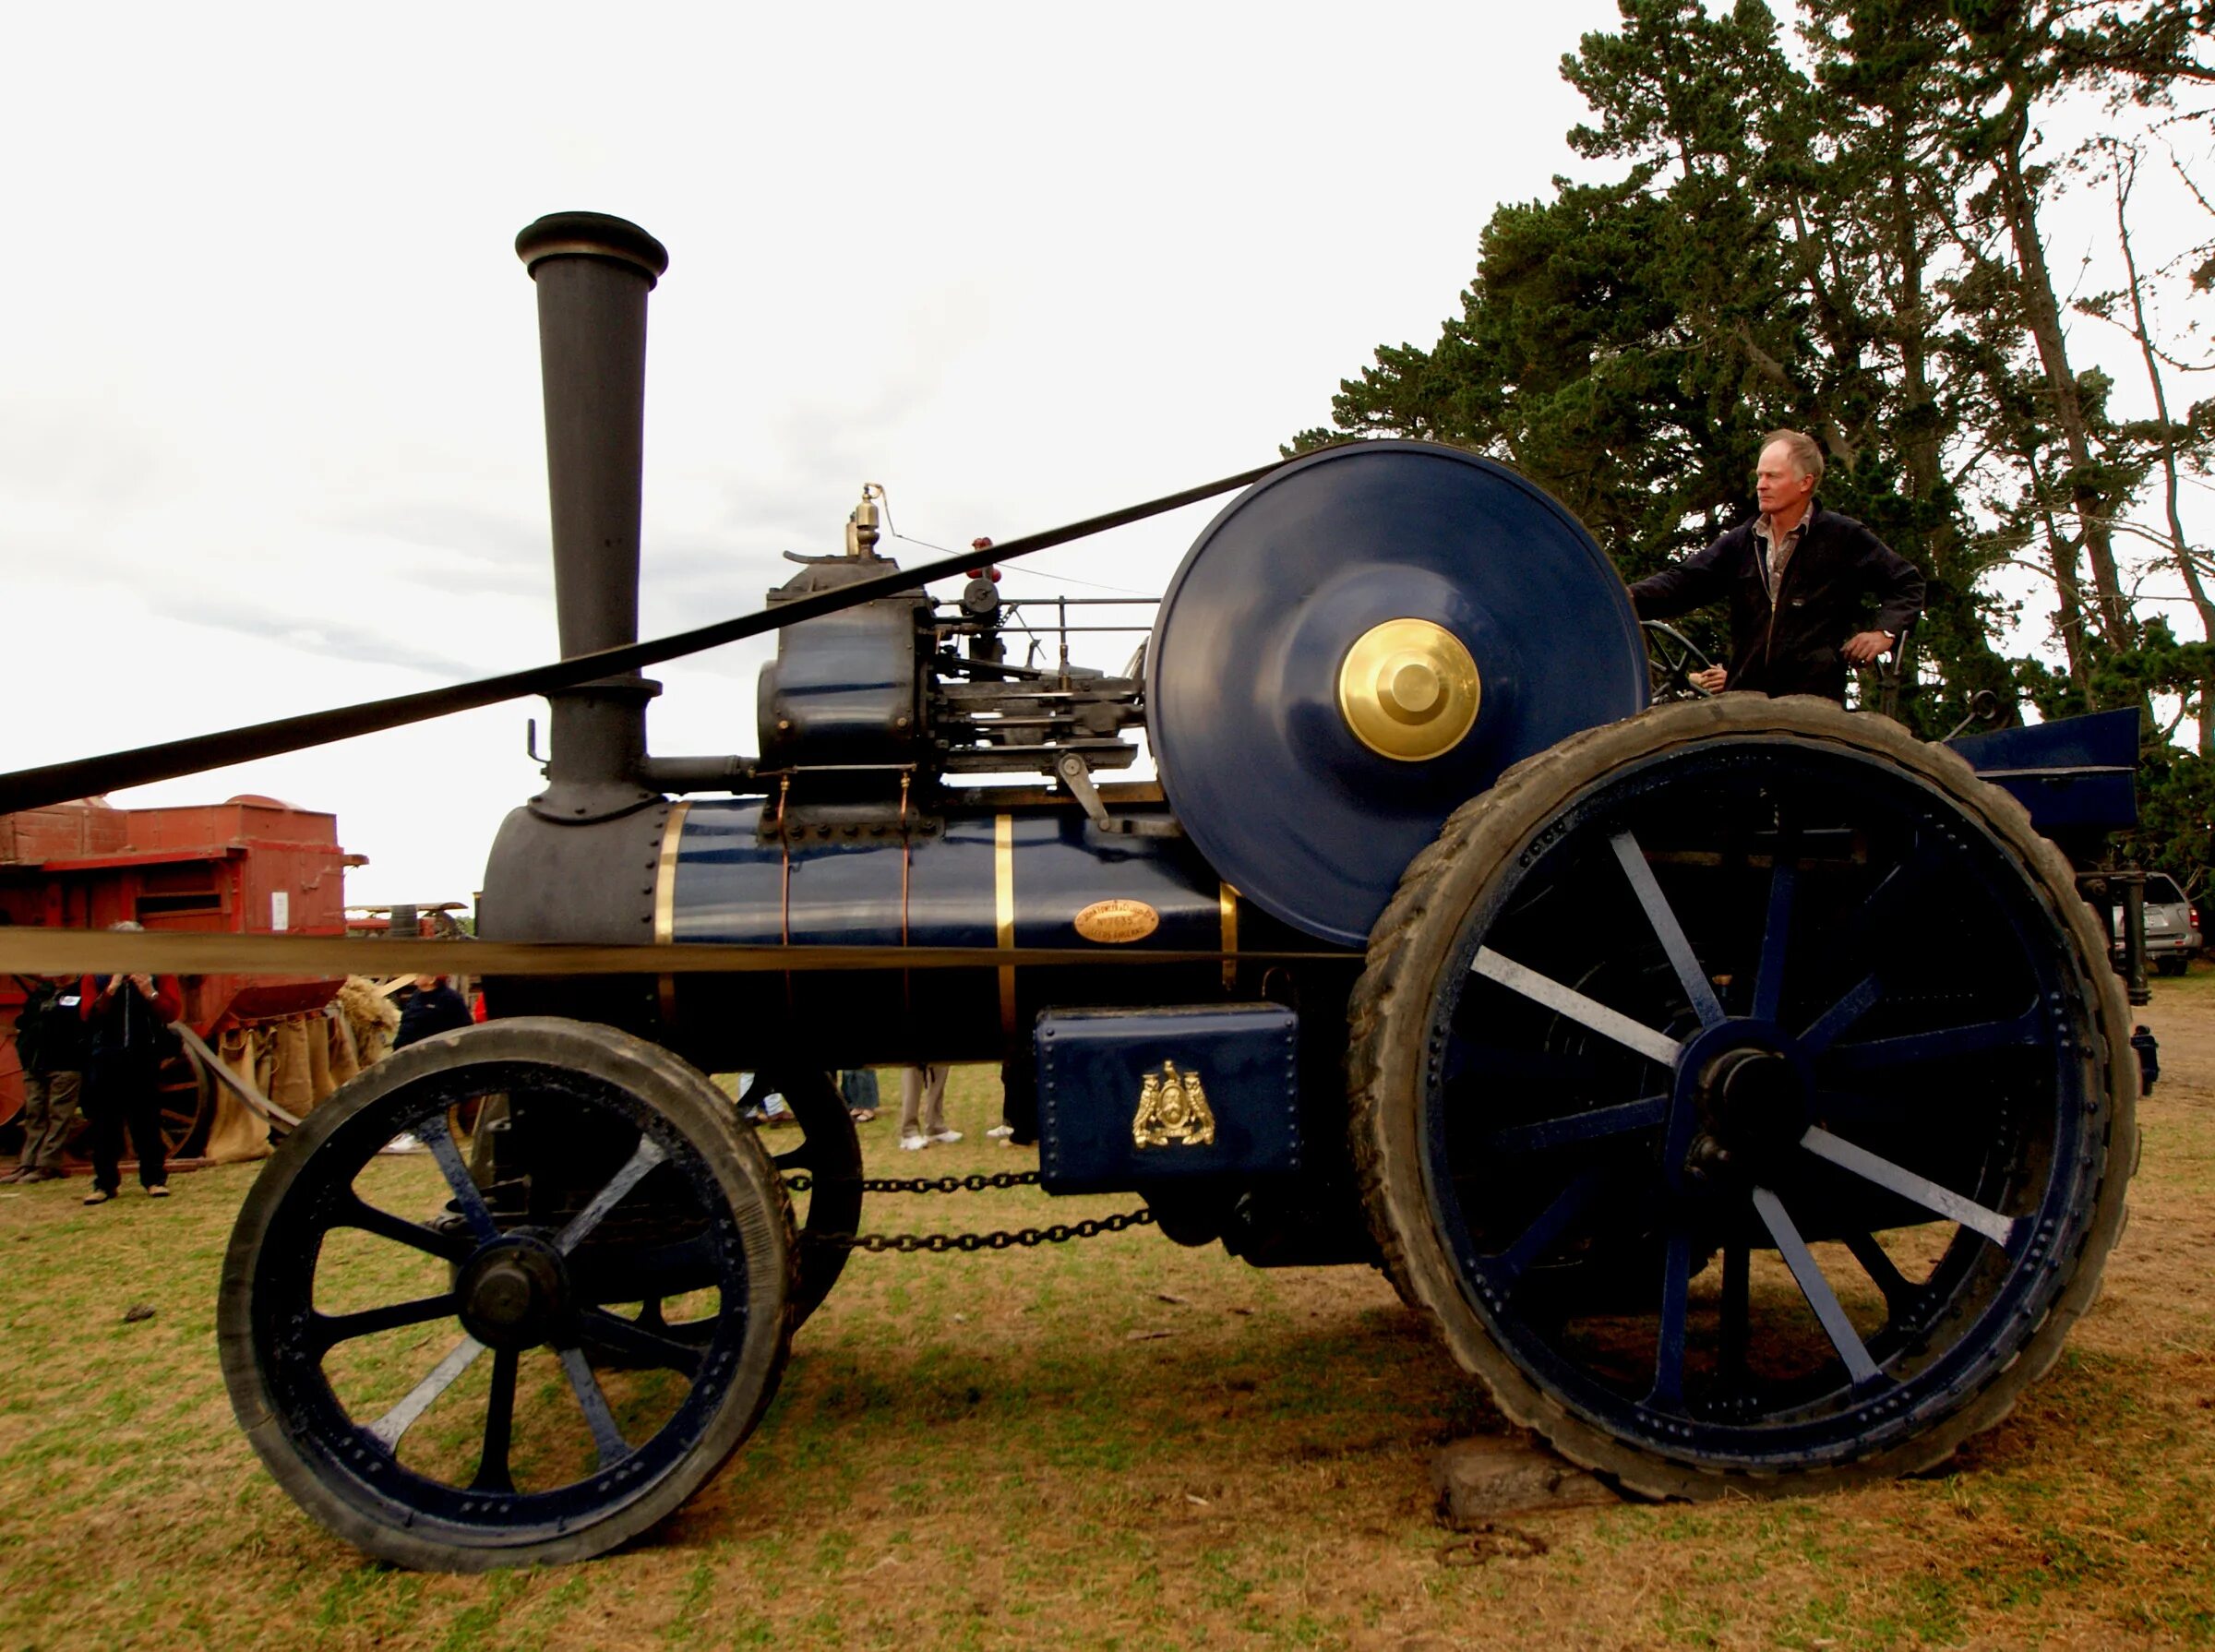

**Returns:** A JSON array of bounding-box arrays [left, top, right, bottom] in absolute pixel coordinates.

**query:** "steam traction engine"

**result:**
[[217, 216, 2136, 1569]]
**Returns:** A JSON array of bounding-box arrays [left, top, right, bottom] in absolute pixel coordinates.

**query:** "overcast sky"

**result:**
[[5, 4, 2205, 909]]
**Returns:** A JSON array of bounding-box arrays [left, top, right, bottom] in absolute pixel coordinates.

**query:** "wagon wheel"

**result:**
[[1350, 696, 2135, 1496], [1641, 621, 1715, 705], [155, 1043, 216, 1159], [735, 1068, 860, 1327], [218, 1016, 796, 1570]]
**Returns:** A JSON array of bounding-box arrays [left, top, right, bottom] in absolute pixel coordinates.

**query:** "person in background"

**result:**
[[393, 973, 473, 1049], [78, 923, 184, 1204], [838, 1068, 879, 1123], [6, 976, 86, 1182], [899, 1064, 958, 1151]]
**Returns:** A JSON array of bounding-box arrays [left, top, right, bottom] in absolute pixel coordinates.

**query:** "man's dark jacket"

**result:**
[[12, 979, 87, 1074], [1628, 506, 1924, 701], [394, 983, 473, 1049]]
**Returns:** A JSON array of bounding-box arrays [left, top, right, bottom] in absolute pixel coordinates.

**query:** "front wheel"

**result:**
[[219, 1017, 795, 1570], [1350, 696, 2135, 1497]]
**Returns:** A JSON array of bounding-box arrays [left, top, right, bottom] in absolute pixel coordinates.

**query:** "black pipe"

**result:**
[[516, 211, 669, 822]]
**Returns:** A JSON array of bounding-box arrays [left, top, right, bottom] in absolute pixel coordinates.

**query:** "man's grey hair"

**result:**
[[1760, 428, 1825, 487], [108, 920, 144, 932]]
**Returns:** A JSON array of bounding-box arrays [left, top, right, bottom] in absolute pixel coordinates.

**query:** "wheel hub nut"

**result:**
[[457, 1238, 569, 1350], [1699, 1046, 1808, 1167]]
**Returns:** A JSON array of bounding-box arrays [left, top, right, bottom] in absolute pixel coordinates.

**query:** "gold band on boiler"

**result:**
[[1336, 617, 1480, 761], [1219, 882, 1239, 991], [995, 814, 1016, 1038], [653, 801, 691, 1022]]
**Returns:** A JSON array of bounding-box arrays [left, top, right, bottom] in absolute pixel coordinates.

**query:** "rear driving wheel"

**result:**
[[1350, 696, 2135, 1495]]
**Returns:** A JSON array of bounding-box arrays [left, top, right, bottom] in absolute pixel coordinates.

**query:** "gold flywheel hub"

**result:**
[[1336, 618, 1481, 761]]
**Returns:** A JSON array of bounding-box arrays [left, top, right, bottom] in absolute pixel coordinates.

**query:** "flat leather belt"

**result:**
[[0, 930, 1347, 978]]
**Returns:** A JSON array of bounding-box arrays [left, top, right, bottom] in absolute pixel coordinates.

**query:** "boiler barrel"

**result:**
[[477, 800, 1294, 1070]]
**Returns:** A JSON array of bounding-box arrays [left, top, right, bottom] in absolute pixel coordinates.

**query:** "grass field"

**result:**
[[1, 981, 2212, 1651]]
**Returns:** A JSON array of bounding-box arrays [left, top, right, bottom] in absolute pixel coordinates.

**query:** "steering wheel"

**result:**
[[1642, 621, 1717, 703]]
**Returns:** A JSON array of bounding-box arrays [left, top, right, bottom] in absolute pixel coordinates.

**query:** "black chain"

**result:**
[[779, 1166, 1150, 1251], [784, 1169, 1039, 1194], [811, 1208, 1155, 1253]]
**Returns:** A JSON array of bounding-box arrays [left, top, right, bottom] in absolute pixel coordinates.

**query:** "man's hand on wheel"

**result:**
[[1690, 664, 1728, 694], [1841, 629, 1894, 664]]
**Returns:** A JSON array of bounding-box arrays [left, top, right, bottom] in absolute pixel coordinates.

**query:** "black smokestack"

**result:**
[[515, 211, 670, 821]]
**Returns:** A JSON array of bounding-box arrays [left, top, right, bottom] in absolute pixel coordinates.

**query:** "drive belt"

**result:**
[[0, 456, 1296, 817], [0, 929, 1346, 978]]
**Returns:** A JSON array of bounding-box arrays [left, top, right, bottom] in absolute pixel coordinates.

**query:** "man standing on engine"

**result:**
[[1628, 429, 1923, 704]]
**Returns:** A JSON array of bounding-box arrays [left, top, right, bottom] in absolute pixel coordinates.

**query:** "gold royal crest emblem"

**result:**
[[1131, 1060, 1217, 1149]]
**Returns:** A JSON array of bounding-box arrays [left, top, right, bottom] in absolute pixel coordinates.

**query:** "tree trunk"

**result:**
[[2110, 145, 2215, 753], [1995, 128, 2134, 654]]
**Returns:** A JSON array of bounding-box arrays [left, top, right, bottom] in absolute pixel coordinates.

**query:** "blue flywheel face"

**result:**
[[1149, 441, 1648, 947]]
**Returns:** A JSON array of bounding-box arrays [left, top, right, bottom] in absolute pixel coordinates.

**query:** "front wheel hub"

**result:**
[[456, 1235, 569, 1350]]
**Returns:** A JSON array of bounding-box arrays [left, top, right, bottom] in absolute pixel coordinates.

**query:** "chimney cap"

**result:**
[[515, 212, 669, 284]]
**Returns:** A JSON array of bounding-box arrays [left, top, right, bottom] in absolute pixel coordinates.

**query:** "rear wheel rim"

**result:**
[[1419, 737, 2111, 1472]]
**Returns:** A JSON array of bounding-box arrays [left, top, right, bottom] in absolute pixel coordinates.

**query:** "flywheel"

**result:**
[[1147, 440, 1647, 946]]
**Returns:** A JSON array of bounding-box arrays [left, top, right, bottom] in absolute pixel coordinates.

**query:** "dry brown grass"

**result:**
[[1, 987, 2211, 1652]]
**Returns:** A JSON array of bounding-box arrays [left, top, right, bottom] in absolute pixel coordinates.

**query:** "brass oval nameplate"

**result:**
[[1073, 899, 1160, 944]]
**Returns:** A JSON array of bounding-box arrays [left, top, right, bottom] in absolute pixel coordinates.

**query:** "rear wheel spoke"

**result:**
[[1483, 1095, 1668, 1155], [1752, 862, 1795, 1024], [1610, 831, 1724, 1028], [1799, 976, 1883, 1056], [1827, 1012, 2041, 1073], [1473, 949, 1683, 1069], [1645, 1231, 1693, 1409], [1800, 1127, 2017, 1246], [1841, 1230, 1920, 1320], [1751, 1188, 1882, 1387], [1718, 1242, 1751, 1385], [1486, 1167, 1611, 1287]]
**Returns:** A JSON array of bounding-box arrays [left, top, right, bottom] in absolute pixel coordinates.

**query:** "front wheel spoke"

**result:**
[[471, 1347, 519, 1493], [1799, 975, 1883, 1056], [1752, 861, 1796, 1024], [1799, 1126, 2017, 1247], [1610, 831, 1724, 1028], [557, 1135, 669, 1255], [1826, 1012, 2041, 1073], [333, 1194, 473, 1263], [1645, 1230, 1693, 1409], [365, 1335, 487, 1450], [576, 1307, 707, 1379], [1751, 1188, 1882, 1386], [1487, 1167, 1611, 1286], [1473, 949, 1683, 1069], [416, 1112, 500, 1244], [312, 1292, 458, 1353], [557, 1346, 635, 1469], [1483, 1095, 1668, 1156]]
